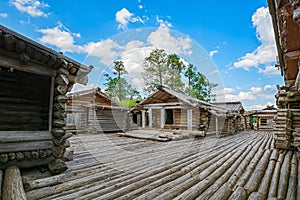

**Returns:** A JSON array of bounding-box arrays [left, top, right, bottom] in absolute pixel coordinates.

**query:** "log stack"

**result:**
[[274, 87, 300, 150]]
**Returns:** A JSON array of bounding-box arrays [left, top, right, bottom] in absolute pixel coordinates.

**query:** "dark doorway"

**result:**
[[165, 109, 174, 124]]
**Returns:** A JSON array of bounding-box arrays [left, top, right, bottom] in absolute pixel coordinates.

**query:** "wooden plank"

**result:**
[[0, 141, 54, 153], [0, 131, 53, 142]]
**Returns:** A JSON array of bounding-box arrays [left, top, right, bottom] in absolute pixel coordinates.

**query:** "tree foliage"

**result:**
[[104, 60, 140, 102], [142, 48, 217, 102]]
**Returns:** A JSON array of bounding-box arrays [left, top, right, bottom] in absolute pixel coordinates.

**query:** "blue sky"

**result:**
[[0, 0, 283, 110]]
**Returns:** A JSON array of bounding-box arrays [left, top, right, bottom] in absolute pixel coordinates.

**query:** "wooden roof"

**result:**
[[268, 0, 300, 85], [140, 86, 212, 108], [0, 25, 92, 83], [22, 131, 299, 199], [212, 102, 244, 113], [68, 87, 122, 107]]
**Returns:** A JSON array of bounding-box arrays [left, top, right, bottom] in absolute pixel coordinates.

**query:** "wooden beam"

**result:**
[[187, 109, 193, 131], [0, 53, 56, 77], [161, 108, 165, 129], [141, 110, 146, 128], [2, 166, 26, 200], [0, 131, 53, 143], [284, 50, 300, 61], [0, 141, 54, 153], [143, 102, 183, 107], [148, 108, 153, 128], [216, 115, 219, 136]]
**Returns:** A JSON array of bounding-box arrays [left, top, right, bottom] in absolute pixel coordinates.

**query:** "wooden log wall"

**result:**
[[0, 55, 82, 173], [91, 108, 129, 133], [275, 87, 300, 149], [0, 69, 50, 131]]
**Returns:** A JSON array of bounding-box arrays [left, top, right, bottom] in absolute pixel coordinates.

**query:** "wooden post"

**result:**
[[227, 118, 230, 134], [141, 110, 146, 128], [2, 166, 26, 200], [0, 169, 3, 199], [49, 77, 55, 131], [161, 108, 165, 129], [148, 108, 153, 128], [216, 115, 219, 136], [187, 109, 193, 130]]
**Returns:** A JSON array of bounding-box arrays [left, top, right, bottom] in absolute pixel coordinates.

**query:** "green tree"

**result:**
[[167, 53, 185, 92], [184, 64, 217, 102], [142, 48, 169, 94], [184, 63, 196, 95], [104, 60, 140, 102]]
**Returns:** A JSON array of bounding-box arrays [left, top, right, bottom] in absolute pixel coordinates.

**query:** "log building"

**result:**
[[66, 87, 129, 133], [0, 25, 92, 176], [268, 0, 300, 150], [131, 86, 244, 136]]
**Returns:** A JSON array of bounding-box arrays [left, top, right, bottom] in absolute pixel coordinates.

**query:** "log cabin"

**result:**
[[0, 24, 92, 176], [66, 87, 129, 133], [130, 86, 244, 136], [268, 0, 300, 150], [210, 102, 245, 135], [251, 106, 277, 131]]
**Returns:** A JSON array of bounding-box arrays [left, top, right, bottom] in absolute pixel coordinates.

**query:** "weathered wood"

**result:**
[[55, 74, 69, 86], [0, 154, 8, 163], [19, 53, 31, 64], [278, 151, 292, 199], [0, 141, 54, 153], [53, 119, 66, 128], [0, 131, 53, 143], [55, 95, 68, 103], [52, 128, 65, 137], [3, 34, 15, 51], [2, 166, 26, 200], [0, 169, 3, 199], [0, 53, 56, 76], [48, 159, 68, 175], [16, 152, 25, 161], [286, 153, 297, 200], [24, 174, 66, 192]]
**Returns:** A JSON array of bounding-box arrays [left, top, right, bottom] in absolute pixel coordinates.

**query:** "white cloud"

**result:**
[[10, 0, 50, 17], [115, 8, 144, 30], [0, 13, 8, 18], [38, 22, 79, 52], [156, 16, 172, 28], [258, 65, 280, 76], [138, 5, 143, 9], [233, 7, 276, 70], [147, 25, 192, 55], [214, 85, 276, 102], [83, 39, 123, 66], [209, 50, 218, 57], [246, 102, 275, 110]]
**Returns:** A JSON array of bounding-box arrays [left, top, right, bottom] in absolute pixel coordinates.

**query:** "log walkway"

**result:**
[[21, 131, 300, 200]]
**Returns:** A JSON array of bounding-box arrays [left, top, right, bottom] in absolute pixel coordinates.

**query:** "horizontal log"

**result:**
[[0, 131, 53, 143], [0, 156, 54, 170], [0, 141, 54, 153], [2, 166, 26, 200], [0, 53, 56, 77]]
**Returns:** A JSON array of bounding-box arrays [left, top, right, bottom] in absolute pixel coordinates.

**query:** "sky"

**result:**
[[0, 0, 283, 110]]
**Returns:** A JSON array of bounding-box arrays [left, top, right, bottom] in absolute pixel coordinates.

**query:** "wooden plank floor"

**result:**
[[21, 131, 300, 200]]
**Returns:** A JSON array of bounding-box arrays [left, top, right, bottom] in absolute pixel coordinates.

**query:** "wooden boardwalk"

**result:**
[[22, 131, 300, 200]]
